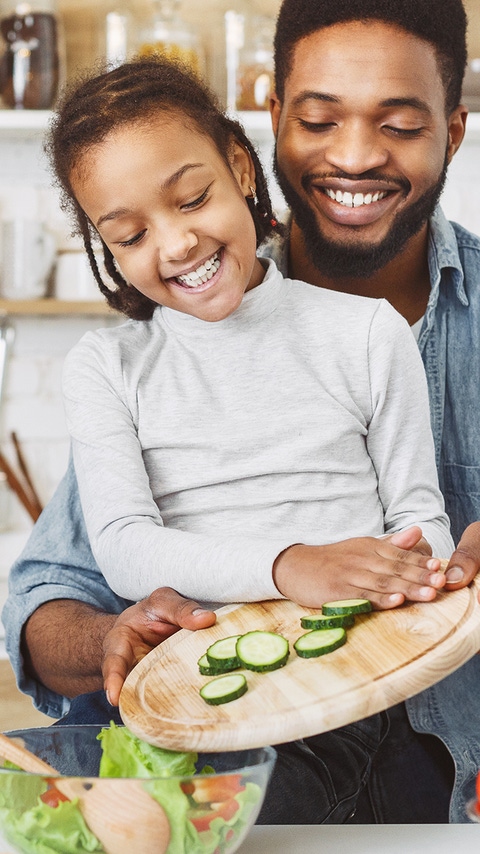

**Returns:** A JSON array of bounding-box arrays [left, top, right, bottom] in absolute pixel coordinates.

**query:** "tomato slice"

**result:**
[[186, 774, 244, 804], [190, 795, 240, 832], [40, 781, 70, 808]]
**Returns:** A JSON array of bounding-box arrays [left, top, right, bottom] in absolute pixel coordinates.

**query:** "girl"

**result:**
[[52, 56, 453, 610]]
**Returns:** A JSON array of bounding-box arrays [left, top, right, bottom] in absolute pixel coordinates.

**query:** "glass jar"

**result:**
[[235, 15, 274, 111], [101, 1, 132, 68], [466, 770, 480, 822], [137, 0, 204, 78], [0, 0, 65, 109]]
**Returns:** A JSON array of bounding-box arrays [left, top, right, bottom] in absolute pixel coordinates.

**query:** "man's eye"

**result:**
[[298, 119, 335, 132], [384, 126, 424, 138], [118, 230, 146, 248], [182, 188, 209, 210]]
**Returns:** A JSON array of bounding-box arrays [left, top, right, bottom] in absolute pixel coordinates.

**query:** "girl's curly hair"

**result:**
[[46, 56, 281, 320]]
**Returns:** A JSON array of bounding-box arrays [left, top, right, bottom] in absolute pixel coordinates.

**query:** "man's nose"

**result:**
[[324, 121, 389, 175]]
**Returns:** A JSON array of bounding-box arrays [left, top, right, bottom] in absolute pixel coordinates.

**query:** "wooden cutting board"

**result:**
[[120, 576, 480, 752]]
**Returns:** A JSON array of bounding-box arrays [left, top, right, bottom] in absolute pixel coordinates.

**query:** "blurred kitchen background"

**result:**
[[0, 0, 480, 654]]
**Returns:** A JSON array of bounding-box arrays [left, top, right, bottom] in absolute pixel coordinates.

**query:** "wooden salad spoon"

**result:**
[[0, 731, 171, 854]]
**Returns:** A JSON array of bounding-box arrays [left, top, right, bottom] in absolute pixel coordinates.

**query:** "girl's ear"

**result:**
[[229, 140, 256, 195]]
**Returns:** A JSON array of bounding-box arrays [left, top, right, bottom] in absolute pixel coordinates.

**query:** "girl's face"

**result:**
[[70, 112, 266, 322]]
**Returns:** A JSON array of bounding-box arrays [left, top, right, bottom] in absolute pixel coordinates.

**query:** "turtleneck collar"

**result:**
[[158, 257, 287, 337]]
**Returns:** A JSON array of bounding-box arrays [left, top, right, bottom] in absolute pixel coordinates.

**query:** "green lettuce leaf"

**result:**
[[0, 800, 102, 854], [97, 721, 197, 778]]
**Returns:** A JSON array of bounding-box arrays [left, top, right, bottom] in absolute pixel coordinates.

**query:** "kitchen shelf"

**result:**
[[0, 110, 51, 135], [0, 109, 272, 134], [0, 298, 116, 316]]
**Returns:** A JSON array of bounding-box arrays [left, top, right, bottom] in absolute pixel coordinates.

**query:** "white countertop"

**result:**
[[237, 823, 480, 853], [0, 821, 478, 852]]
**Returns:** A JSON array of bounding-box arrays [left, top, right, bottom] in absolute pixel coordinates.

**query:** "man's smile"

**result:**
[[324, 189, 389, 207], [308, 181, 403, 227]]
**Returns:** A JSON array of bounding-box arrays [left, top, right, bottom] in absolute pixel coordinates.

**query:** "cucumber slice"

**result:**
[[294, 627, 347, 658], [199, 673, 248, 705], [206, 635, 242, 671], [236, 630, 290, 672], [322, 598, 372, 616], [198, 653, 236, 676], [300, 613, 355, 630]]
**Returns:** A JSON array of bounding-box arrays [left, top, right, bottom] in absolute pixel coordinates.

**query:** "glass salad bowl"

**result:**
[[0, 724, 276, 854]]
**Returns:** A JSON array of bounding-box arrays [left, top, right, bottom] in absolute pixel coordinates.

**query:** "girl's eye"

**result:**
[[118, 229, 146, 248], [181, 187, 210, 210]]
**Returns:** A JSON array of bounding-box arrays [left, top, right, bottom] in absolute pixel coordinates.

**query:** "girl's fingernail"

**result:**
[[106, 690, 113, 706], [445, 566, 464, 584]]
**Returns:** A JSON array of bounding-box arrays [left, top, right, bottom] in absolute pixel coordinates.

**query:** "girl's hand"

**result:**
[[102, 588, 216, 705], [272, 526, 446, 610]]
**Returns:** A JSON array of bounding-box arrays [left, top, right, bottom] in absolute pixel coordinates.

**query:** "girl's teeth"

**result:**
[[326, 189, 388, 207], [177, 254, 220, 288]]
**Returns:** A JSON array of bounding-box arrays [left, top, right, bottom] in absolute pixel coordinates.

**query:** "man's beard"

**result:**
[[273, 151, 448, 279]]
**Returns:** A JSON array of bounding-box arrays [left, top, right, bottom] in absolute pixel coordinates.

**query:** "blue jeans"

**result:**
[[350, 702, 454, 823], [54, 690, 388, 824]]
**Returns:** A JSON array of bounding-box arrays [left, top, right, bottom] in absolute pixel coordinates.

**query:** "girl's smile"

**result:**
[[171, 249, 221, 289], [70, 113, 265, 322]]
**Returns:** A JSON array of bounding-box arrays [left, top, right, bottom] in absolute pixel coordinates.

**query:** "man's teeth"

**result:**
[[177, 254, 221, 288], [325, 189, 388, 207]]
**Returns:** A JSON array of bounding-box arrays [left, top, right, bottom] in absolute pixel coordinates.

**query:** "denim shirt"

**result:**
[[3, 205, 480, 820], [420, 209, 480, 545], [263, 206, 480, 822]]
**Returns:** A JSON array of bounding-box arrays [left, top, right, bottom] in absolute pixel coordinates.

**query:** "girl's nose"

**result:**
[[158, 222, 198, 264], [324, 121, 388, 175]]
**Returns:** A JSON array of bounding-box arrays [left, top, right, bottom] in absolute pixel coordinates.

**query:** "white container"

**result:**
[[54, 250, 105, 301], [0, 218, 55, 299]]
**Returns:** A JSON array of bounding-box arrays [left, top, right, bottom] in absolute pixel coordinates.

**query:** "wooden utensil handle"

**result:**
[[0, 732, 58, 775], [11, 431, 43, 516], [0, 450, 41, 522]]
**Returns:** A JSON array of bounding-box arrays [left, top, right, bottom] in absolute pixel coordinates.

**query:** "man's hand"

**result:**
[[102, 588, 216, 705], [442, 521, 480, 590]]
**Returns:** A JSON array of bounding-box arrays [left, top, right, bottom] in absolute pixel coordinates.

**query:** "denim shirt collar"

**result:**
[[420, 206, 468, 348]]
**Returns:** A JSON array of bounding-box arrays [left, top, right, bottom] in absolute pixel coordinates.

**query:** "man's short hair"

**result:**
[[274, 0, 467, 114]]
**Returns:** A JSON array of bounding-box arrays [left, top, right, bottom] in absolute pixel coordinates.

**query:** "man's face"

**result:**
[[271, 20, 465, 278]]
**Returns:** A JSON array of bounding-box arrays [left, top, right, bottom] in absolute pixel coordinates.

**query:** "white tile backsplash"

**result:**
[[0, 314, 120, 539]]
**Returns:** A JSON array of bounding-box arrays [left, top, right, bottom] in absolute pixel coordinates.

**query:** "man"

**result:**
[[262, 0, 480, 824], [3, 0, 480, 824]]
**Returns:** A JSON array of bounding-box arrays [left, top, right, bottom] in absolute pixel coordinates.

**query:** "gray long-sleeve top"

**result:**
[[62, 259, 453, 603]]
